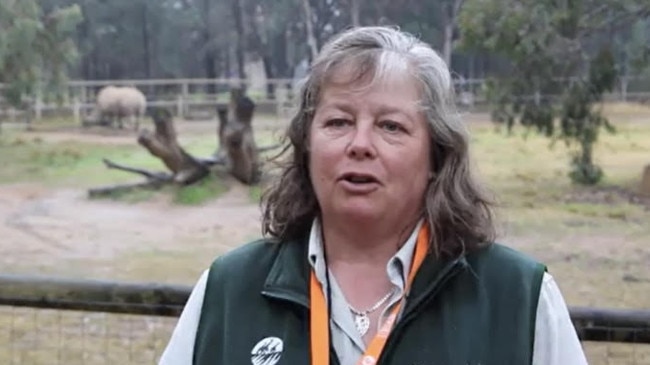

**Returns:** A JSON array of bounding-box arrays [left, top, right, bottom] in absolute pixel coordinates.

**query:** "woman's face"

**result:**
[[308, 67, 432, 227]]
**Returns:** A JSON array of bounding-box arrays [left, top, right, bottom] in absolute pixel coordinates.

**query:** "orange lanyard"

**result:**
[[310, 224, 429, 365]]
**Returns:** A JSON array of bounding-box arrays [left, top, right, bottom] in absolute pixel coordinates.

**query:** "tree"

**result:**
[[613, 17, 650, 101], [301, 0, 319, 61], [459, 0, 650, 185], [0, 1, 82, 108]]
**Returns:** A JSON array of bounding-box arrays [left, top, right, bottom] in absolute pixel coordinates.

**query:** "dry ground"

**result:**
[[0, 104, 649, 364]]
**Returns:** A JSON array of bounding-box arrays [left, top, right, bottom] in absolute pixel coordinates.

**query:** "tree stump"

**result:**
[[217, 88, 260, 185], [88, 88, 273, 198], [214, 106, 228, 161], [137, 108, 209, 185], [640, 164, 650, 196]]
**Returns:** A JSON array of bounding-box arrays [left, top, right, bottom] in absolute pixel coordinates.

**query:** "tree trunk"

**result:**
[[79, 2, 92, 80], [249, 5, 275, 100], [141, 2, 153, 94], [137, 109, 209, 185], [350, 0, 360, 27], [219, 89, 260, 184], [215, 106, 228, 160], [301, 0, 318, 62], [262, 57, 275, 100], [442, 0, 464, 67], [203, 48, 218, 95], [202, 0, 218, 94], [620, 75, 628, 102], [232, 0, 247, 82], [442, 21, 454, 67]]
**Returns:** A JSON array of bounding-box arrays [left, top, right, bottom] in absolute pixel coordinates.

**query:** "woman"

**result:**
[[159, 26, 588, 365]]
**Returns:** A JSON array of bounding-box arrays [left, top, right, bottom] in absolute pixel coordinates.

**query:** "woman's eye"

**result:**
[[325, 118, 350, 128], [380, 120, 405, 133]]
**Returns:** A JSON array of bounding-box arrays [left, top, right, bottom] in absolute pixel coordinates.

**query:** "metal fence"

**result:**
[[1, 274, 649, 365], [1, 306, 176, 364]]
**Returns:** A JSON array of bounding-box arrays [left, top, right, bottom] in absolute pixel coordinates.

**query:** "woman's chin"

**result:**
[[330, 202, 382, 223]]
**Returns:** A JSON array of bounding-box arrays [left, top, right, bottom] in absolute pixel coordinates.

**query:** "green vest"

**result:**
[[193, 237, 546, 365]]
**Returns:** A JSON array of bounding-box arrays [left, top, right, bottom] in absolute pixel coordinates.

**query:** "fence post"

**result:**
[[73, 97, 80, 125], [176, 95, 183, 118], [180, 81, 189, 119], [81, 84, 88, 106], [34, 91, 43, 122], [620, 75, 628, 102]]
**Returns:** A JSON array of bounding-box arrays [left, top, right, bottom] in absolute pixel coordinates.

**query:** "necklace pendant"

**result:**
[[354, 313, 370, 336]]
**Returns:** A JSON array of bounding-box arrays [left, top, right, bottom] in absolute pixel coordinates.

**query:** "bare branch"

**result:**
[[577, 6, 650, 39], [102, 159, 172, 181], [257, 144, 282, 153]]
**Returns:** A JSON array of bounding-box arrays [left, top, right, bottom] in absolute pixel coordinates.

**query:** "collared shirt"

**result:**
[[159, 219, 589, 365], [306, 218, 421, 362]]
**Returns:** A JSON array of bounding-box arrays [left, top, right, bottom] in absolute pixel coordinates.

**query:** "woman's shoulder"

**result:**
[[467, 242, 545, 269], [199, 237, 308, 301], [205, 236, 307, 279], [208, 238, 282, 271], [464, 242, 547, 284]]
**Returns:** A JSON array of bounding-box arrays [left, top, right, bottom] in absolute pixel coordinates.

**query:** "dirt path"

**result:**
[[0, 182, 261, 272]]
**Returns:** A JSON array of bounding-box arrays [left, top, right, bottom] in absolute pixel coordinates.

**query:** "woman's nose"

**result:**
[[345, 121, 376, 159]]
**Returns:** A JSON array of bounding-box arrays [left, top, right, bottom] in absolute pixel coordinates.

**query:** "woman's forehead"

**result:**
[[317, 64, 424, 111], [321, 53, 414, 88]]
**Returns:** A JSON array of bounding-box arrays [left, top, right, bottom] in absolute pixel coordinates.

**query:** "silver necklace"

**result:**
[[348, 290, 393, 336]]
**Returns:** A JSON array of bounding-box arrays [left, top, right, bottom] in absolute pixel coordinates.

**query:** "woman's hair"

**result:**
[[260, 26, 497, 258]]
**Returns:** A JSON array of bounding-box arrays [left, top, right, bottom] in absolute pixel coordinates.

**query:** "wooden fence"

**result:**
[[0, 273, 649, 343], [0, 273, 649, 364], [0, 76, 649, 125]]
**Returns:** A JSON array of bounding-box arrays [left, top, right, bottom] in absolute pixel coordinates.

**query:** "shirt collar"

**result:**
[[307, 217, 424, 291]]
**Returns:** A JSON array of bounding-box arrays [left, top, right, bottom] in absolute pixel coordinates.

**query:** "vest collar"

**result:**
[[261, 237, 311, 308], [260, 234, 470, 313]]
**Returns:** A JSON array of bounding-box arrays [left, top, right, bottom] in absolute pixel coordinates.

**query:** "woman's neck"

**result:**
[[319, 216, 418, 265], [319, 216, 421, 342]]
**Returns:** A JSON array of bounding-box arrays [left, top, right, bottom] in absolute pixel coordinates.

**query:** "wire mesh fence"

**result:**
[[1, 273, 649, 364], [584, 342, 650, 365], [2, 305, 650, 365], [0, 306, 176, 364]]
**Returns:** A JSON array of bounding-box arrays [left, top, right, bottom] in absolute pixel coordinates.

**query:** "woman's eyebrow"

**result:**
[[318, 100, 355, 114], [375, 105, 418, 122]]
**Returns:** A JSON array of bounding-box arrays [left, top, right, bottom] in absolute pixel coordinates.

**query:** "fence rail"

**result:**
[[0, 273, 649, 344], [1, 75, 650, 125]]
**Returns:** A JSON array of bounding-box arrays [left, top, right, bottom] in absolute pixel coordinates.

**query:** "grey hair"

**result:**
[[261, 26, 496, 258]]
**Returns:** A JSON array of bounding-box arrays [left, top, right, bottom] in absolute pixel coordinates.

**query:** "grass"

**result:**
[[0, 118, 282, 204], [0, 134, 165, 187], [170, 176, 228, 205], [464, 106, 650, 364], [467, 104, 650, 205]]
